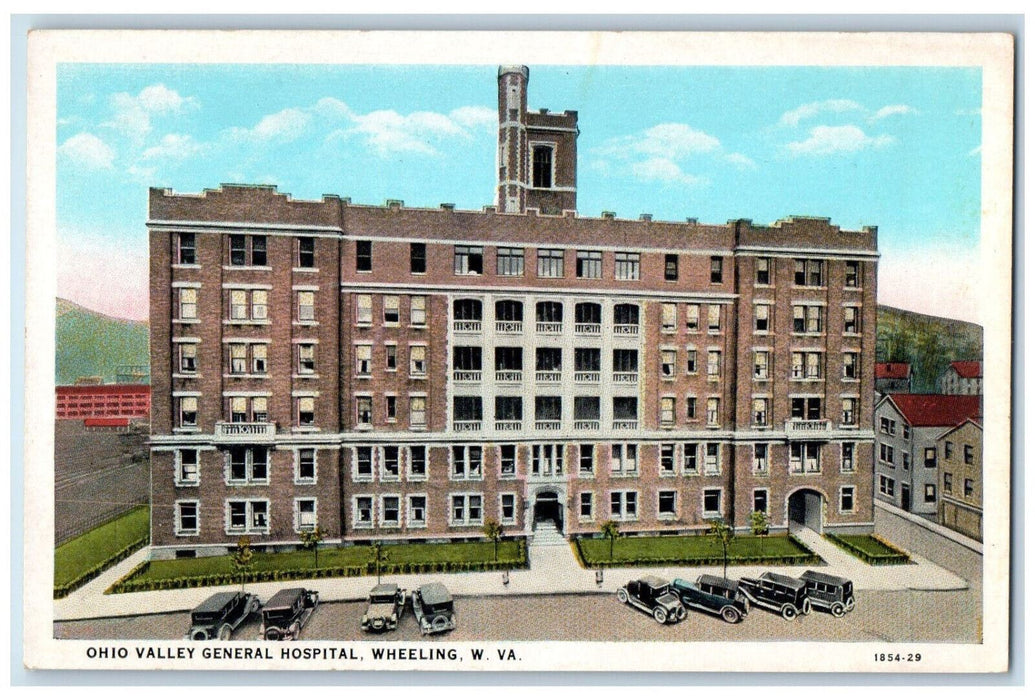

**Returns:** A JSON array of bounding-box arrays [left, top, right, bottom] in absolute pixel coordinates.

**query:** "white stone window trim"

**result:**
[[657, 488, 679, 521], [701, 488, 723, 518], [293, 497, 318, 533], [499, 492, 518, 525], [448, 492, 485, 526], [352, 494, 376, 529], [293, 447, 319, 485], [224, 498, 271, 536], [174, 499, 201, 537], [173, 448, 201, 487], [352, 445, 375, 483], [379, 494, 403, 528]]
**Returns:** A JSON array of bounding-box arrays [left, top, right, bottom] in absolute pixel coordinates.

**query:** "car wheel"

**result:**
[[846, 597, 856, 612], [721, 606, 741, 624], [290, 622, 301, 640], [831, 602, 846, 618], [781, 604, 797, 621], [264, 629, 281, 641], [676, 606, 687, 621], [617, 588, 629, 604], [801, 599, 812, 616], [249, 599, 260, 615], [652, 607, 668, 624], [218, 624, 232, 641], [431, 615, 450, 633]]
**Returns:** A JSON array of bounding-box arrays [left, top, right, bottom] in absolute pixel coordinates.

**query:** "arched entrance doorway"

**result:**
[[532, 490, 563, 533], [787, 489, 824, 533]]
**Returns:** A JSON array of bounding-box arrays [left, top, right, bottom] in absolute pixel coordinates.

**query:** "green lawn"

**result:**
[[576, 534, 816, 567], [54, 506, 150, 589], [826, 534, 910, 564], [122, 539, 525, 586]]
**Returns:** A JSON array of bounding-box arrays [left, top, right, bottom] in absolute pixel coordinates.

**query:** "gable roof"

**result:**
[[886, 394, 982, 428], [949, 361, 982, 379], [876, 362, 911, 379]]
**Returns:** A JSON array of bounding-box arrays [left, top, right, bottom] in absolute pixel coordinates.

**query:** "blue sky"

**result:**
[[56, 63, 983, 321]]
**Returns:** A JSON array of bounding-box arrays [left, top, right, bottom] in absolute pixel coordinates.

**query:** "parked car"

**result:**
[[259, 587, 319, 641], [411, 582, 456, 635], [737, 572, 812, 620], [671, 574, 750, 624], [185, 591, 261, 640], [800, 570, 856, 617], [361, 583, 407, 632], [616, 575, 687, 624]]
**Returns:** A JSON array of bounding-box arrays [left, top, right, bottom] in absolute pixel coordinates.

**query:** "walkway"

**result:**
[[53, 528, 968, 622]]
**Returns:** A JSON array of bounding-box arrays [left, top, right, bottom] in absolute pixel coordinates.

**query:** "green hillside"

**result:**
[[56, 298, 150, 385], [876, 304, 983, 393]]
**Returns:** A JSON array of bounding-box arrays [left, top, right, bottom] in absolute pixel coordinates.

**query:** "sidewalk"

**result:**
[[53, 531, 968, 622]]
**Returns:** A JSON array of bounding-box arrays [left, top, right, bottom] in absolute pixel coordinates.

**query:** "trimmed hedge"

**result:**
[[54, 535, 149, 599], [572, 534, 820, 569], [107, 540, 528, 594], [825, 533, 911, 565]]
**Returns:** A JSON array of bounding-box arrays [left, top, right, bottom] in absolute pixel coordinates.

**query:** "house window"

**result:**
[[660, 349, 676, 378], [409, 396, 427, 429], [295, 448, 316, 483], [499, 444, 517, 477], [295, 498, 317, 532], [381, 446, 401, 480], [385, 344, 397, 371], [613, 396, 639, 426], [176, 232, 196, 265], [791, 397, 822, 420], [845, 260, 861, 288], [840, 443, 855, 473], [297, 397, 316, 427], [356, 397, 373, 426], [686, 348, 698, 375], [353, 496, 374, 528], [179, 288, 198, 321], [944, 441, 954, 459], [791, 352, 823, 380], [576, 250, 602, 279], [228, 235, 266, 267], [686, 396, 697, 420], [664, 254, 679, 281], [658, 490, 677, 518], [408, 495, 427, 527], [355, 344, 372, 376], [756, 257, 771, 285], [178, 396, 198, 428], [229, 235, 247, 266], [753, 351, 770, 380], [879, 475, 895, 497], [609, 491, 638, 521], [841, 398, 859, 427], [924, 448, 937, 469], [790, 442, 821, 473], [229, 291, 248, 321], [226, 499, 269, 534], [451, 446, 483, 480], [385, 395, 397, 421], [614, 303, 640, 329], [754, 304, 770, 332], [903, 425, 911, 440], [794, 259, 824, 286], [964, 444, 975, 465], [944, 472, 953, 494], [924, 484, 937, 503], [840, 486, 856, 512], [354, 446, 373, 481], [454, 245, 484, 275], [175, 500, 200, 536], [410, 242, 426, 274], [578, 444, 595, 475], [710, 256, 723, 283], [228, 396, 267, 423], [410, 346, 427, 377], [251, 236, 267, 266], [175, 449, 200, 486], [964, 478, 974, 497], [793, 305, 824, 333], [297, 237, 315, 268], [574, 396, 599, 426], [408, 445, 427, 479], [450, 494, 484, 526], [707, 305, 721, 333], [179, 343, 198, 374], [660, 443, 676, 474], [537, 248, 564, 278], [531, 443, 565, 476], [686, 304, 700, 331], [702, 489, 722, 516], [752, 398, 769, 427], [251, 344, 268, 374], [706, 397, 720, 427], [753, 489, 769, 514], [660, 304, 677, 333], [380, 495, 401, 527], [610, 444, 639, 475], [495, 396, 523, 426], [879, 443, 896, 465], [660, 397, 676, 427], [403, 296, 424, 328], [356, 240, 372, 272], [682, 442, 699, 474], [497, 247, 524, 276], [297, 291, 315, 322], [844, 306, 860, 334], [843, 352, 860, 379], [356, 294, 372, 325], [615, 252, 640, 280], [706, 350, 721, 379], [454, 396, 484, 427], [753, 443, 769, 473], [500, 493, 517, 525], [579, 492, 594, 520], [532, 145, 553, 188], [384, 296, 400, 325], [903, 452, 911, 470], [704, 443, 721, 475]]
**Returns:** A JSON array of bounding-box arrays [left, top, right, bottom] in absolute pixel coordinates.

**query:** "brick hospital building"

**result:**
[[148, 66, 878, 558]]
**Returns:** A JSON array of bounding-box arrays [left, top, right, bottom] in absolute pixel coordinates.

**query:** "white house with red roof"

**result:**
[[939, 360, 982, 395], [875, 361, 912, 395], [874, 394, 982, 516]]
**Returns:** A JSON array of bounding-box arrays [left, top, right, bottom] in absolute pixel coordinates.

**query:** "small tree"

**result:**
[[749, 510, 770, 537], [299, 525, 325, 568], [370, 541, 390, 585], [231, 536, 254, 591], [600, 520, 621, 562], [482, 519, 503, 561], [709, 519, 734, 581]]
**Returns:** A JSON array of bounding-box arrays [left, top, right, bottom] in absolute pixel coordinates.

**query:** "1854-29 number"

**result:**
[[874, 653, 922, 662]]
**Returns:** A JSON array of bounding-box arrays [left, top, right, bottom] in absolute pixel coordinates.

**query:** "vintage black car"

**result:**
[[412, 582, 456, 635], [671, 574, 750, 624], [185, 591, 261, 640], [616, 575, 687, 624], [361, 583, 407, 632], [800, 570, 856, 617], [259, 587, 319, 641], [737, 572, 812, 620]]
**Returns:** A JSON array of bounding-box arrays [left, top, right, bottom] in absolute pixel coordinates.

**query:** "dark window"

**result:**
[[575, 348, 601, 371], [410, 243, 426, 274], [845, 260, 861, 288], [532, 145, 553, 188], [177, 233, 196, 265], [659, 491, 677, 515], [841, 487, 855, 511], [710, 256, 723, 283], [453, 396, 483, 421], [536, 347, 562, 372], [703, 489, 721, 514], [297, 237, 315, 268], [753, 489, 768, 513], [251, 236, 267, 266], [229, 235, 247, 266], [356, 240, 372, 272], [453, 346, 482, 371], [575, 303, 601, 325], [924, 484, 936, 503], [454, 245, 483, 275], [495, 346, 523, 371], [495, 396, 523, 421], [574, 396, 600, 420], [664, 254, 679, 281], [756, 258, 771, 285], [536, 301, 563, 323], [535, 396, 562, 421]]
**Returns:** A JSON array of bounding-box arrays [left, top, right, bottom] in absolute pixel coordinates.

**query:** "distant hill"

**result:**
[[876, 304, 983, 393], [56, 298, 150, 385]]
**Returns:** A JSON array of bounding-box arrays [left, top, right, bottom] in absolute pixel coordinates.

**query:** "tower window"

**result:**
[[532, 145, 553, 188]]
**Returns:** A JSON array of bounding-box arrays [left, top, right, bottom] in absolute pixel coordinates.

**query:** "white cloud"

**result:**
[[725, 152, 757, 170], [141, 133, 205, 161], [57, 132, 115, 169], [786, 125, 894, 156], [343, 107, 489, 156], [779, 99, 864, 127], [630, 158, 707, 186], [596, 123, 721, 160], [314, 97, 352, 120], [229, 108, 312, 144], [449, 105, 496, 130], [870, 104, 919, 121], [104, 84, 198, 138]]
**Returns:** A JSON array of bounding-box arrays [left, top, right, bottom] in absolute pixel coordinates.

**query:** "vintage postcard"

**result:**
[[22, 29, 1013, 674]]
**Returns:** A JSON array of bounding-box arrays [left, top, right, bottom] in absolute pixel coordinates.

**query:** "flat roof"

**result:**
[[760, 572, 806, 589], [417, 582, 453, 606], [265, 588, 306, 609], [800, 570, 851, 586], [193, 592, 239, 613]]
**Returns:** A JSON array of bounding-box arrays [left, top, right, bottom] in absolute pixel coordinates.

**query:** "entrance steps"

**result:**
[[530, 521, 568, 547]]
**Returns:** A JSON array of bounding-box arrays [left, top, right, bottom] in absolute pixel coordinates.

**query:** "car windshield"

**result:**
[[263, 609, 294, 624], [370, 594, 396, 604], [191, 612, 219, 624], [843, 582, 853, 598], [428, 602, 454, 613]]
